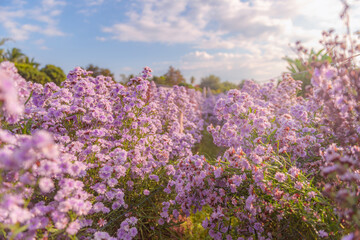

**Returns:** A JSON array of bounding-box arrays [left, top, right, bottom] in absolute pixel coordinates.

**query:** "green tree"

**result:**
[[151, 66, 186, 86], [4, 48, 27, 63], [0, 41, 65, 85], [86, 64, 115, 79], [178, 82, 195, 89], [15, 63, 51, 85], [151, 75, 168, 85], [200, 75, 221, 91], [24, 56, 40, 69], [164, 66, 186, 85], [0, 38, 12, 62], [283, 48, 331, 96], [40, 64, 66, 85], [15, 62, 66, 85], [238, 79, 246, 89], [220, 81, 237, 92], [120, 74, 135, 84]]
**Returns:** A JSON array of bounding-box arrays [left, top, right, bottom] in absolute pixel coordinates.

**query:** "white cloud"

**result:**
[[50, 10, 62, 16], [0, 0, 66, 41], [101, 0, 360, 82], [121, 66, 132, 71], [77, 0, 106, 16], [96, 36, 107, 42], [12, 0, 27, 7], [101, 0, 207, 43], [100, 0, 309, 46], [185, 51, 214, 60], [87, 0, 105, 6], [176, 50, 287, 83], [77, 8, 97, 16], [42, 0, 66, 9], [34, 38, 49, 50], [2, 20, 30, 41]]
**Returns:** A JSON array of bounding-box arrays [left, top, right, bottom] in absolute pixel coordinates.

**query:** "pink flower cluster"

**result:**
[[1, 22, 360, 238], [170, 75, 338, 239], [0, 62, 204, 239]]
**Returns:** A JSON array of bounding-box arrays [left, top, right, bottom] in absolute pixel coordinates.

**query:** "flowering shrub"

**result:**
[[168, 75, 342, 239], [1, 7, 360, 237], [0, 62, 204, 239], [1, 57, 358, 239], [312, 62, 360, 239]]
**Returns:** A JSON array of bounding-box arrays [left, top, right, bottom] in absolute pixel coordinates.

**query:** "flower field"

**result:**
[[1, 15, 360, 240]]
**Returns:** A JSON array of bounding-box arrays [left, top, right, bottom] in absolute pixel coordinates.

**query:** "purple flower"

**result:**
[[99, 165, 113, 179], [308, 191, 316, 199], [214, 167, 222, 178], [245, 195, 256, 213], [93, 202, 106, 213], [52, 211, 69, 229], [92, 183, 107, 194], [158, 218, 165, 225], [94, 231, 111, 240], [0, 62, 24, 117], [289, 167, 300, 178], [112, 201, 122, 210], [129, 227, 138, 237], [107, 178, 118, 187], [274, 172, 286, 182], [39, 177, 54, 193], [66, 220, 81, 235], [250, 153, 262, 165], [149, 174, 159, 182], [294, 181, 303, 190], [32, 130, 59, 159], [342, 233, 354, 240], [127, 181, 134, 187], [318, 230, 328, 238]]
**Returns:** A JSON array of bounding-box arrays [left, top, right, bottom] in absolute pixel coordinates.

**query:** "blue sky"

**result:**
[[0, 0, 359, 84]]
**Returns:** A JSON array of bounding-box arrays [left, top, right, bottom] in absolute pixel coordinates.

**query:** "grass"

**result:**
[[193, 128, 225, 161]]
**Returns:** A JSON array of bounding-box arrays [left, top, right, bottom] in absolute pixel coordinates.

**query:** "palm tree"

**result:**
[[4, 47, 27, 63], [282, 49, 332, 96], [0, 38, 12, 62], [24, 56, 40, 69]]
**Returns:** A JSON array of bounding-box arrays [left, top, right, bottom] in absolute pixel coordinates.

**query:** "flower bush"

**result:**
[[0, 62, 204, 239], [1, 7, 360, 238], [169, 75, 341, 239]]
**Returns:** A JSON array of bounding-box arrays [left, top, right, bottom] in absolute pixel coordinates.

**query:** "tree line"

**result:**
[[1, 38, 323, 94], [121, 66, 240, 93], [0, 38, 115, 86]]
